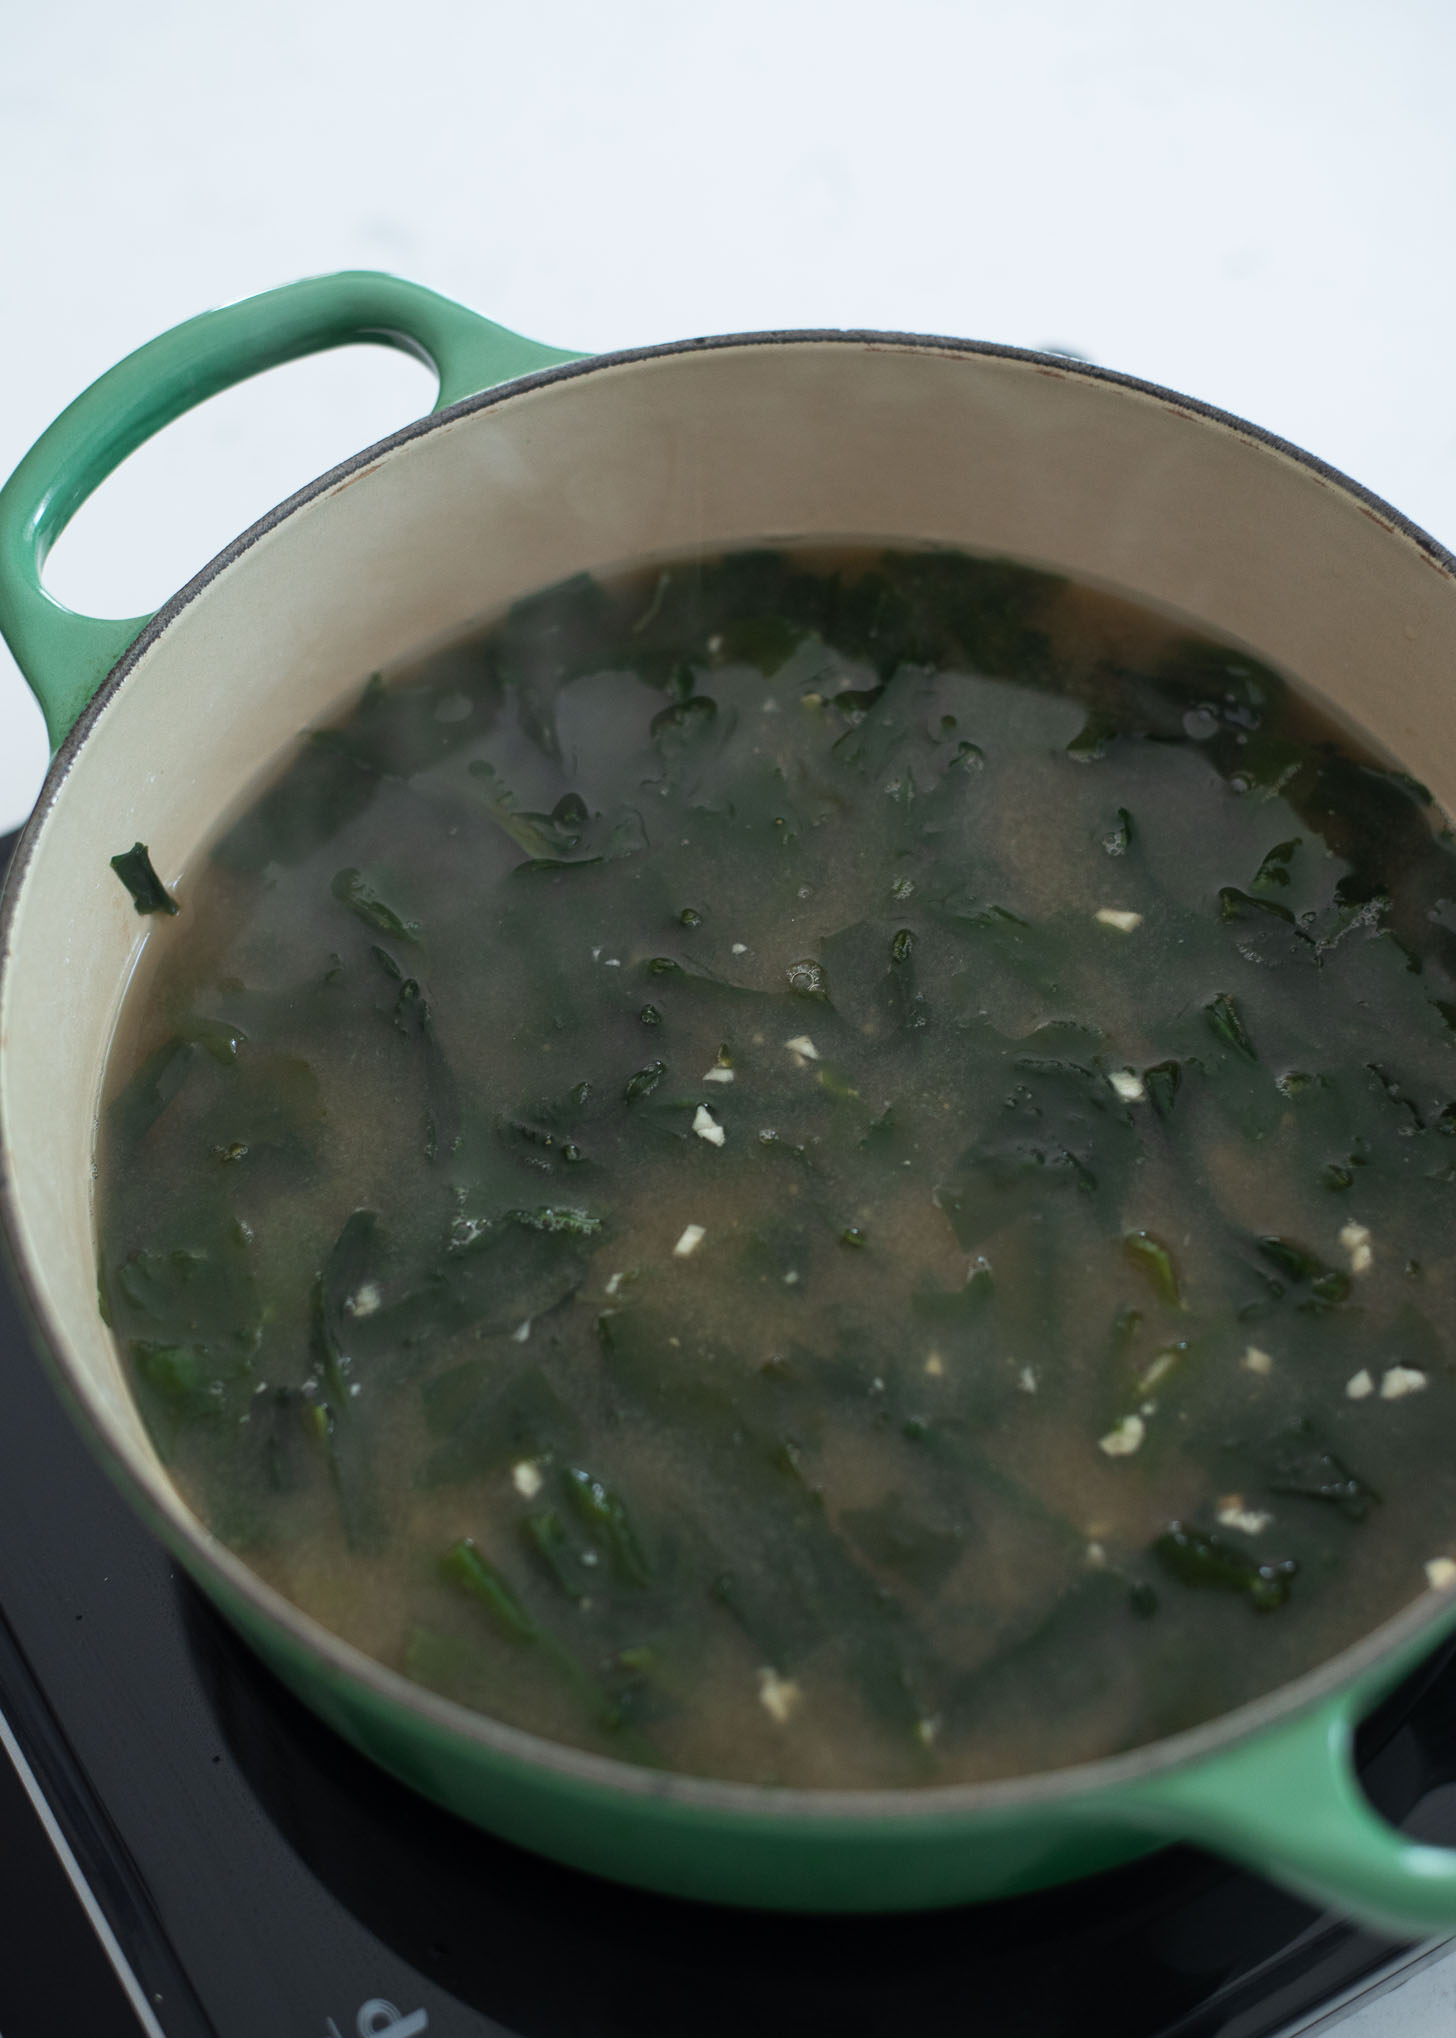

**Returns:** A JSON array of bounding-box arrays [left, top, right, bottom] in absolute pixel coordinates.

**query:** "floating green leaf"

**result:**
[[110, 842, 178, 915]]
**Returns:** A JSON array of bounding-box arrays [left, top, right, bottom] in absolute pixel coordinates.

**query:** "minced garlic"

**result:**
[[1217, 1497, 1273, 1536], [1380, 1365, 1427, 1400], [1340, 1222, 1374, 1276], [757, 1667, 801, 1724], [1099, 1414, 1146, 1457]]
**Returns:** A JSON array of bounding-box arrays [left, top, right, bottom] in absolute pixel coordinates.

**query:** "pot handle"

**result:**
[[0, 270, 581, 749], [1124, 1668, 1456, 1936]]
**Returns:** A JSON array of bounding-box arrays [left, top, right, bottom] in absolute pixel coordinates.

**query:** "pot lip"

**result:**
[[24, 321, 1456, 839], [6, 324, 1456, 1825]]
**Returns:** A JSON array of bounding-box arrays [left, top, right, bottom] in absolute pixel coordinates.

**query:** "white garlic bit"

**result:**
[[692, 1104, 726, 1146], [1242, 1345, 1274, 1376], [1340, 1221, 1374, 1275], [1139, 1349, 1181, 1392], [1346, 1369, 1375, 1400], [1380, 1365, 1428, 1400], [512, 1460, 544, 1500], [731, 941, 748, 955], [1109, 1069, 1145, 1102], [1426, 1557, 1456, 1591], [604, 1271, 624, 1297], [510, 1318, 533, 1344], [785, 1034, 821, 1062], [702, 1065, 735, 1084], [757, 1666, 801, 1724], [673, 1224, 707, 1258], [1095, 908, 1143, 933], [1099, 1414, 1146, 1457], [344, 1281, 381, 1319], [1216, 1497, 1273, 1536], [1017, 1365, 1038, 1395]]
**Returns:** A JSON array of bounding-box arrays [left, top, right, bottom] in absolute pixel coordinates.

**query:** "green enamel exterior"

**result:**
[[1127, 1618, 1456, 1937], [0, 271, 580, 750], [212, 1560, 1456, 1921], [7, 271, 1456, 1927], [212, 1564, 1163, 1911]]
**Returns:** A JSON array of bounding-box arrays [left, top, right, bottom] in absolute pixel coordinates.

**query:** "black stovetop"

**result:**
[[1, 828, 1453, 2038]]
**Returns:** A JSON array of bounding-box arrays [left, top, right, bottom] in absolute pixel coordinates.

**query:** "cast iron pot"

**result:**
[[3, 271, 1456, 1931]]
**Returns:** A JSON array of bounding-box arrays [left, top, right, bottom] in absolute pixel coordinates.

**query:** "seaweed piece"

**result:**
[[106, 1235, 260, 1413], [912, 1259, 995, 1325], [177, 1014, 247, 1065], [440, 1537, 538, 1642], [1123, 1231, 1182, 1308], [1265, 1428, 1382, 1521], [521, 1510, 588, 1603], [257, 1385, 312, 1495], [946, 1570, 1146, 1742], [1143, 1060, 1182, 1119], [330, 867, 421, 942], [436, 1209, 597, 1335], [1204, 993, 1258, 1062], [343, 669, 488, 777], [840, 1492, 963, 1592], [194, 1049, 325, 1177], [390, 976, 461, 1160], [108, 1038, 198, 1145], [1102, 808, 1133, 856], [311, 1209, 384, 1408], [212, 730, 379, 872], [418, 1362, 584, 1484], [503, 1206, 602, 1238], [1153, 1522, 1297, 1611], [1066, 710, 1120, 762], [885, 926, 930, 1033], [1255, 1236, 1350, 1308], [130, 1341, 227, 1418], [1218, 887, 1296, 927], [562, 1467, 652, 1586], [110, 842, 178, 915], [1253, 839, 1300, 889], [303, 1395, 385, 1554]]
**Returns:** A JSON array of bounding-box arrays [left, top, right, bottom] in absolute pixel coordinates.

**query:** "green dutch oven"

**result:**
[[4, 271, 1456, 1931]]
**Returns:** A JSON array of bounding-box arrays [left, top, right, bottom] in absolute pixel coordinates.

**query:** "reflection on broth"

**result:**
[[97, 544, 1456, 1789]]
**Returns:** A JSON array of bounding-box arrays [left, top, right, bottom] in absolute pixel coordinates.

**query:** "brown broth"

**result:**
[[96, 543, 1456, 1788]]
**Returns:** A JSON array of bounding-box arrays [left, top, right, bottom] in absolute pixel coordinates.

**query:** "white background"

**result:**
[[4, 4, 1456, 2028], [5, 1, 1456, 834]]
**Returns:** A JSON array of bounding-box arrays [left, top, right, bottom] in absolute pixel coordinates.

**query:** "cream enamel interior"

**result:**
[[7, 334, 1456, 1577]]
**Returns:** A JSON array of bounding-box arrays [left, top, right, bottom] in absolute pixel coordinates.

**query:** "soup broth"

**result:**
[[97, 544, 1456, 1789]]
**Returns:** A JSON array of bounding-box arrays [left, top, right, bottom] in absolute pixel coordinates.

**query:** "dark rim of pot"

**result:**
[[5, 328, 1456, 1824]]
